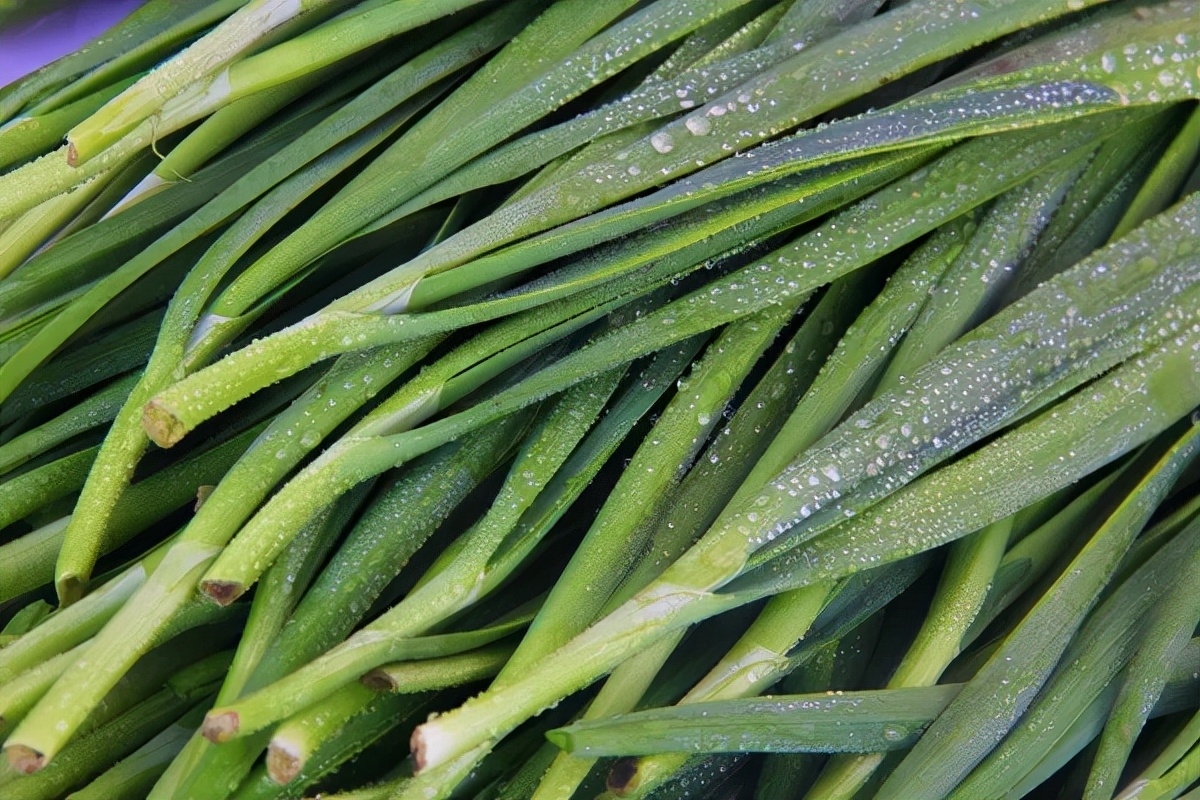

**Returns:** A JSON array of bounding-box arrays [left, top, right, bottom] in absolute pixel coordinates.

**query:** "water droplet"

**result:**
[[685, 115, 711, 136]]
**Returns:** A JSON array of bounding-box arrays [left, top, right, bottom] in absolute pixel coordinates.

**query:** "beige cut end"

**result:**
[[201, 710, 239, 743], [6, 744, 46, 774], [142, 399, 187, 448], [66, 140, 79, 168], [266, 738, 303, 785], [201, 579, 245, 607]]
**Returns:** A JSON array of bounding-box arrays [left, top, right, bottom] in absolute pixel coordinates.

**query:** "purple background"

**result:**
[[1, 0, 147, 88]]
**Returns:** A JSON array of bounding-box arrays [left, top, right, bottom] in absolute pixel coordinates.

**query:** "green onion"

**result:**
[[4, 3, 1200, 798]]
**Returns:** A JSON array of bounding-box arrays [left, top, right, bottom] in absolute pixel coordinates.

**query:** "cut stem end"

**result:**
[[142, 399, 187, 448], [266, 738, 303, 785], [201, 710, 239, 743], [6, 744, 46, 774], [201, 579, 246, 607], [410, 721, 452, 773]]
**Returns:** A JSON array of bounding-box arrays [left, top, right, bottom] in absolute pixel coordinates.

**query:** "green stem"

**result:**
[[806, 519, 1011, 799], [264, 683, 378, 785], [3, 692, 207, 800], [65, 0, 353, 163], [0, 372, 137, 476], [0, 556, 150, 682], [66, 705, 205, 800], [0, 644, 84, 733], [361, 643, 512, 694], [3, 538, 219, 769], [200, 604, 539, 742]]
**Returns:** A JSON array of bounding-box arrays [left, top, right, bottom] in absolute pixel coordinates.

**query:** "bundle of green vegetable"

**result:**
[[2, 0, 1200, 797]]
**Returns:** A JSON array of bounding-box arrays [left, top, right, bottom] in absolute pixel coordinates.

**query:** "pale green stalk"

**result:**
[[0, 171, 122, 279], [2, 422, 263, 601], [218, 488, 365, 700], [506, 301, 797, 678], [64, 0, 357, 162], [2, 334, 437, 768], [195, 288, 628, 598], [51, 94, 448, 603], [8, 0, 244, 120], [0, 557, 155, 684], [111, 43, 409, 214], [3, 694, 211, 799], [0, 644, 84, 732], [279, 342, 697, 800], [200, 602, 541, 742], [806, 519, 1011, 799], [149, 404, 544, 799], [264, 684, 391, 785], [124, 0, 499, 154]]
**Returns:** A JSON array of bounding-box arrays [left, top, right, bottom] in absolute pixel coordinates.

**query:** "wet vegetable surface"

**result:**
[[1, 1, 1199, 798]]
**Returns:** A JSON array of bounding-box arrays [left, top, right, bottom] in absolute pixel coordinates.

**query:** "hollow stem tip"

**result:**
[[142, 400, 188, 448], [201, 579, 246, 607], [201, 710, 240, 743], [6, 744, 46, 774], [266, 738, 303, 785]]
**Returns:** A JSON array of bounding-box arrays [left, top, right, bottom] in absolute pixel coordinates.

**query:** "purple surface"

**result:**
[[0, 0, 147, 88]]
